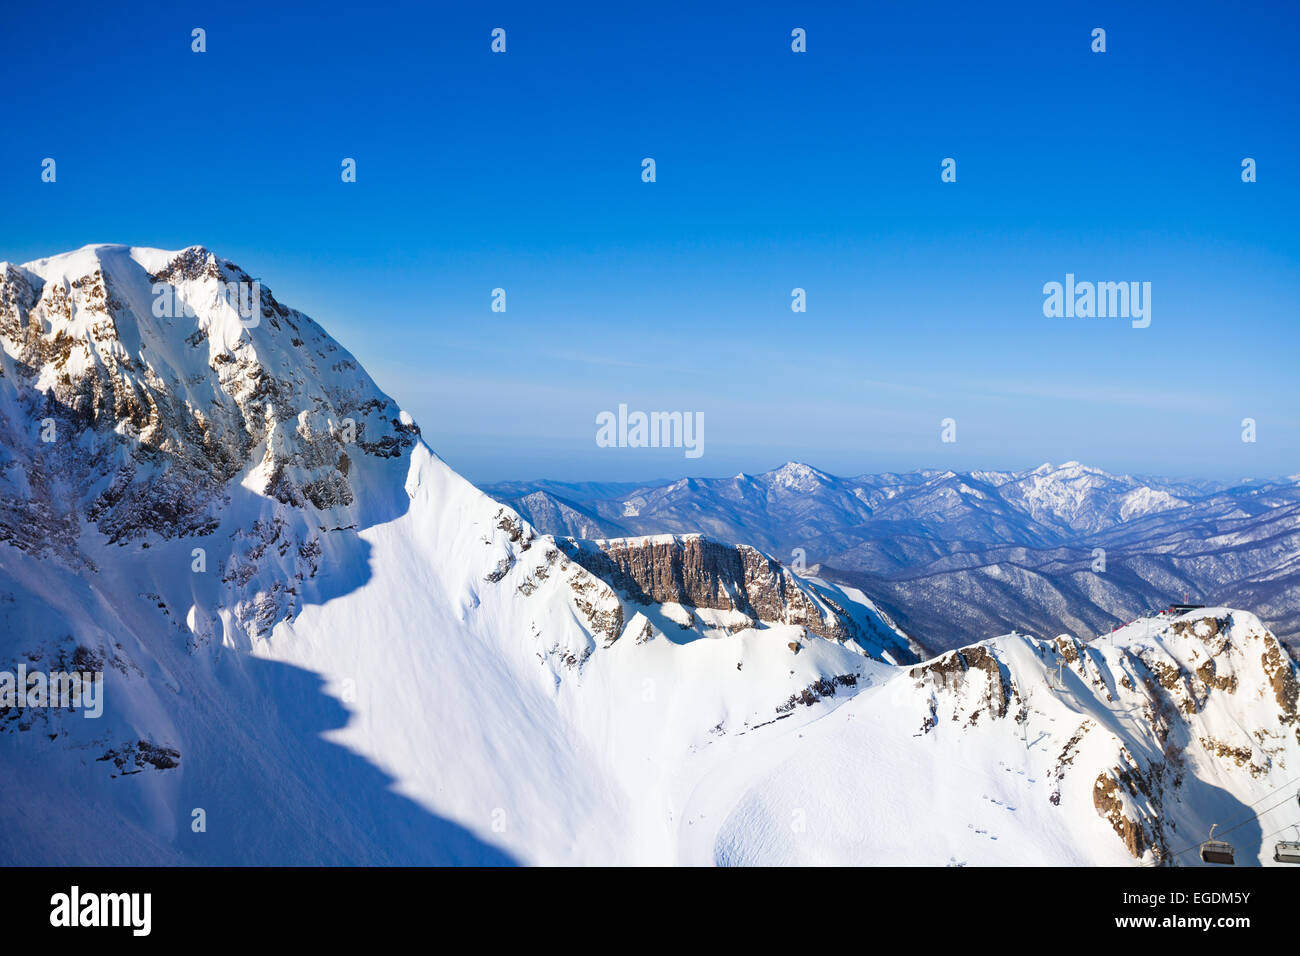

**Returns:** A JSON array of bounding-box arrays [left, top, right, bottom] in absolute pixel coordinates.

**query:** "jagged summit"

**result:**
[[763, 460, 832, 489], [0, 244, 418, 554]]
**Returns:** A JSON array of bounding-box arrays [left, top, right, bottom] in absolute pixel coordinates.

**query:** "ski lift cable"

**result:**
[[1261, 819, 1300, 864], [1226, 773, 1300, 811], [1183, 792, 1297, 856], [1258, 819, 1300, 843], [1143, 789, 1300, 865], [1140, 786, 1300, 865]]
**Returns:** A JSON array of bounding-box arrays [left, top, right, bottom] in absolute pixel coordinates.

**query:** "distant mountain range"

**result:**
[[485, 461, 1300, 653]]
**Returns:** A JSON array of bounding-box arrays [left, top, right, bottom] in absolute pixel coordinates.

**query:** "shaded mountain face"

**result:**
[[486, 462, 1300, 653]]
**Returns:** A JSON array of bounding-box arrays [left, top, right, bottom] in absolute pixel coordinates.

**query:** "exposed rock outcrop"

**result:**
[[557, 533, 856, 643], [902, 609, 1300, 861], [0, 245, 418, 563]]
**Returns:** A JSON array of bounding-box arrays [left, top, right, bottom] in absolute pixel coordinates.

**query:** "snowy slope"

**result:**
[[700, 609, 1300, 866]]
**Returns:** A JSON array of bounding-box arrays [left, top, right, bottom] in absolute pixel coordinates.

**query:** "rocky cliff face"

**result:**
[[561, 534, 846, 641], [0, 245, 427, 647], [0, 245, 417, 562], [554, 533, 918, 663], [906, 609, 1300, 862]]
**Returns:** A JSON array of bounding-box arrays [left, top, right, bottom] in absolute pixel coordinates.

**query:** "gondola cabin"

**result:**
[[1201, 840, 1235, 864], [1274, 841, 1300, 865], [1200, 825, 1234, 865]]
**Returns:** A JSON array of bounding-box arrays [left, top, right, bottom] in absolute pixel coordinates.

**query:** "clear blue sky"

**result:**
[[3, 0, 1298, 482]]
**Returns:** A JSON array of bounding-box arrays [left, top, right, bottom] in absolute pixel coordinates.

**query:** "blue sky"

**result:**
[[3, 0, 1298, 482]]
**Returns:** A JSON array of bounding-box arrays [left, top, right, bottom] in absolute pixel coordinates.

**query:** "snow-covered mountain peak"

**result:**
[[0, 243, 419, 558], [1055, 459, 1098, 473], [1029, 460, 1106, 478], [764, 460, 830, 491], [2, 246, 937, 866], [15, 242, 193, 279], [1001, 461, 1186, 533]]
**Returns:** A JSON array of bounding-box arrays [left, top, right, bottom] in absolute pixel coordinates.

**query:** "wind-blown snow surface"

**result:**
[[1, 246, 1296, 867]]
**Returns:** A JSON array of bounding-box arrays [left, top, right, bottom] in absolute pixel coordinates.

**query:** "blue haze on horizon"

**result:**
[[2, 0, 1298, 484]]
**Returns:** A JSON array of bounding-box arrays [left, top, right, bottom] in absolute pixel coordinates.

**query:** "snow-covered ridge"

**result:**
[[705, 608, 1300, 866], [901, 609, 1299, 863], [0, 245, 922, 865]]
